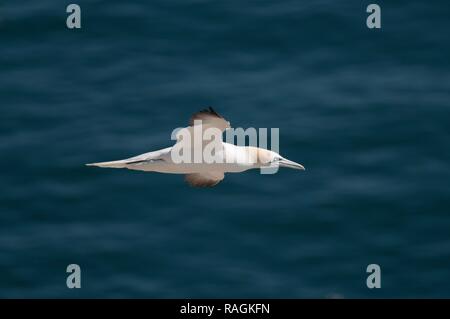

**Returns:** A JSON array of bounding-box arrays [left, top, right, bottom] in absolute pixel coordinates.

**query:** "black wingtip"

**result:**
[[197, 107, 220, 117], [189, 107, 225, 126], [207, 106, 219, 116]]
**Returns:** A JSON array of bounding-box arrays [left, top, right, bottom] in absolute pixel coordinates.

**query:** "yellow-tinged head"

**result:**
[[245, 147, 305, 170]]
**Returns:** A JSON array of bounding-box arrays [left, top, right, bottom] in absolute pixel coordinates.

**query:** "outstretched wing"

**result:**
[[189, 107, 230, 132], [184, 171, 225, 187]]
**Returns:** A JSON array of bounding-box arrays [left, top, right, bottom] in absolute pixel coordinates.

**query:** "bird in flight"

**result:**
[[86, 107, 305, 187]]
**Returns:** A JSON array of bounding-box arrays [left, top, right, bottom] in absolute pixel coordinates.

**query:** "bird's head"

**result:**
[[253, 148, 305, 171]]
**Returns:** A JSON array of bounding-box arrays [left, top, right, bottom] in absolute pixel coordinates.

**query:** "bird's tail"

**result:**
[[85, 159, 128, 168]]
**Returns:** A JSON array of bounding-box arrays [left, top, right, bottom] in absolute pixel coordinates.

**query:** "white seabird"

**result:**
[[86, 107, 305, 187]]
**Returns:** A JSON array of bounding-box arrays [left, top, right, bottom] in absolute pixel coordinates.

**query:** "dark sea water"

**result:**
[[1, 0, 450, 298]]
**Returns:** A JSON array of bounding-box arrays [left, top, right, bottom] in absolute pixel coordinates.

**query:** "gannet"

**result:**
[[86, 107, 305, 187]]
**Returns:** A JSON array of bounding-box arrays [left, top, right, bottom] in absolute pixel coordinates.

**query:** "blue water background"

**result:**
[[1, 0, 450, 297]]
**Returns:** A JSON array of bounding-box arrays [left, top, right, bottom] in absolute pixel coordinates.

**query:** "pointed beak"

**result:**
[[278, 158, 305, 170]]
